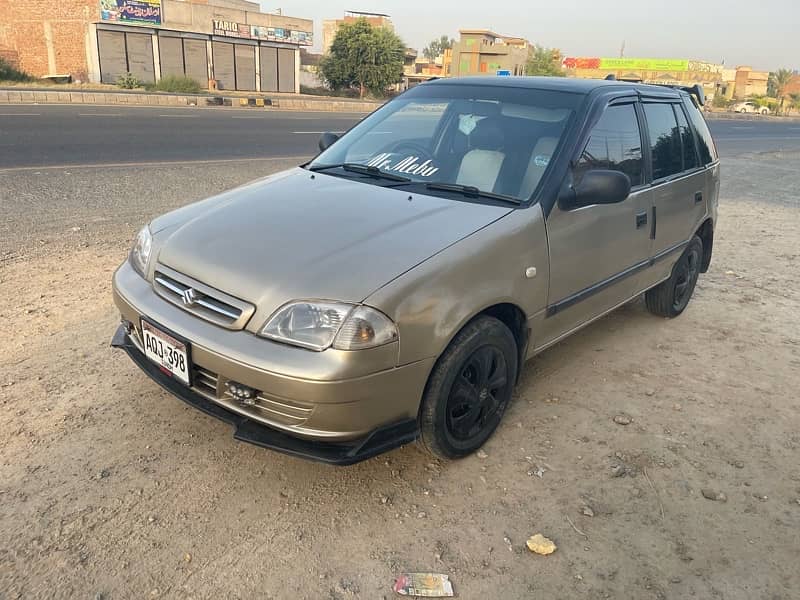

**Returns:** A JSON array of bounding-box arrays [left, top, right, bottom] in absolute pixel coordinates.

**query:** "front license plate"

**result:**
[[141, 319, 191, 386]]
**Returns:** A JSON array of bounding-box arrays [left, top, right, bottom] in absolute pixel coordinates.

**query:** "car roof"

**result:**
[[424, 76, 686, 99]]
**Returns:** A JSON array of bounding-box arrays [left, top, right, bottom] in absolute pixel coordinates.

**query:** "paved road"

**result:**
[[707, 118, 800, 155], [2, 105, 800, 170], [0, 105, 363, 169]]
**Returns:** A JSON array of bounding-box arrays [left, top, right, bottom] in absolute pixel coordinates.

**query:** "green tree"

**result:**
[[525, 45, 565, 77], [422, 35, 454, 61], [319, 18, 405, 98], [768, 68, 794, 113]]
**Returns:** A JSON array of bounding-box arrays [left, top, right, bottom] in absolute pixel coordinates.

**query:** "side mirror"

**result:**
[[318, 132, 340, 152], [560, 169, 631, 210]]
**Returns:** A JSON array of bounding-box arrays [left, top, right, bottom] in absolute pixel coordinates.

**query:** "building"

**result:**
[[785, 73, 800, 97], [0, 0, 313, 93], [322, 11, 393, 54], [395, 49, 444, 89], [727, 66, 768, 99], [448, 30, 530, 77]]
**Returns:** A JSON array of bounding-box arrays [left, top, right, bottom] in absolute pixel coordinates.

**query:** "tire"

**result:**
[[418, 316, 518, 459], [645, 236, 703, 318]]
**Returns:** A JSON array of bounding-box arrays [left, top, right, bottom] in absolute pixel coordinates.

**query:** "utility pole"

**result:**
[[620, 40, 625, 58]]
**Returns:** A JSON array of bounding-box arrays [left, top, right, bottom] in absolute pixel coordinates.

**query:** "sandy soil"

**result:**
[[1, 155, 799, 599]]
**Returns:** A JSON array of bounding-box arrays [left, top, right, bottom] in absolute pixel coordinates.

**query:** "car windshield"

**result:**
[[308, 83, 582, 203]]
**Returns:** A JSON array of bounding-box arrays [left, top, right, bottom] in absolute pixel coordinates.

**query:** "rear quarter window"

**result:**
[[683, 98, 718, 164]]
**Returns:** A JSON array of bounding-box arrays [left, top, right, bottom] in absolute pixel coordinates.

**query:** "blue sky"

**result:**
[[261, 1, 797, 71]]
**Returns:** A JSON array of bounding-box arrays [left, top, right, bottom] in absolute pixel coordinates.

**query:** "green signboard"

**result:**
[[598, 58, 690, 72]]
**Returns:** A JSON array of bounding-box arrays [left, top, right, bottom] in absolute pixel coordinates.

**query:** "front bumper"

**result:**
[[111, 260, 435, 464], [112, 325, 419, 464]]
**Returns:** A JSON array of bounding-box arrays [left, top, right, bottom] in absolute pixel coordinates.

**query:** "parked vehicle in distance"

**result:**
[[731, 101, 770, 114], [112, 77, 719, 464]]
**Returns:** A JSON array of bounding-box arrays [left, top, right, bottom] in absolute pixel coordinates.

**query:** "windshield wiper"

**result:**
[[308, 163, 411, 182], [425, 182, 521, 205]]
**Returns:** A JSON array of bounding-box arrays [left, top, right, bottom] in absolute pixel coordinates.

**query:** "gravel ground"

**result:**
[[1, 154, 799, 599]]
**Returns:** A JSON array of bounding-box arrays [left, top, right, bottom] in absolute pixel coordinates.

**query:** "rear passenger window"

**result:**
[[674, 105, 699, 170], [643, 103, 682, 180], [574, 104, 643, 187]]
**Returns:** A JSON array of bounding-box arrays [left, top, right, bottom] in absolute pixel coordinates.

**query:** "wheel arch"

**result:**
[[695, 218, 714, 273], [430, 302, 529, 388]]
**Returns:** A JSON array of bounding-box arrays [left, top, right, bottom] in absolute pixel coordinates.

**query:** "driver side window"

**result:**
[[574, 103, 644, 187], [343, 102, 448, 164]]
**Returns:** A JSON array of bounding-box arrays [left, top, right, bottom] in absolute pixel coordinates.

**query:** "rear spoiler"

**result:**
[[669, 84, 705, 107], [604, 74, 705, 106]]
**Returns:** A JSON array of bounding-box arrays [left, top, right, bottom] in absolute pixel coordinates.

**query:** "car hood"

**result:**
[[156, 168, 512, 326]]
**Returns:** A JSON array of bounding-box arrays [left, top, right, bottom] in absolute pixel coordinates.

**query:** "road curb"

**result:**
[[0, 88, 382, 113], [705, 111, 800, 122]]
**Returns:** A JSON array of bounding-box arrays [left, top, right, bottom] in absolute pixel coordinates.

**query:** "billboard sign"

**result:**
[[563, 57, 690, 72], [213, 20, 313, 46], [212, 20, 251, 39], [100, 0, 162, 25]]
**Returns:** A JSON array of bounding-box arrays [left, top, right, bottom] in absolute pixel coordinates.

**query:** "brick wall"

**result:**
[[785, 76, 800, 97], [0, 0, 98, 79]]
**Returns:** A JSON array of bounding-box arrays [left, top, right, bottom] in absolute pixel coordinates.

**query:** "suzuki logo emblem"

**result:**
[[181, 288, 199, 307]]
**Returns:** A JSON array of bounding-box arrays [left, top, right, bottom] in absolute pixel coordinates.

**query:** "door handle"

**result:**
[[694, 191, 703, 204], [636, 211, 648, 229]]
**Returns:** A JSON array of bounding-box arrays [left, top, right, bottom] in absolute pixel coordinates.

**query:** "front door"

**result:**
[[537, 101, 653, 349]]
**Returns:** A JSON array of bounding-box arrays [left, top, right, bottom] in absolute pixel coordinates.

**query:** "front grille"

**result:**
[[190, 365, 312, 427], [153, 265, 255, 330]]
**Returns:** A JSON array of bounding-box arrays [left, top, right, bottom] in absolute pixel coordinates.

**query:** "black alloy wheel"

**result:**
[[445, 345, 510, 442], [418, 316, 518, 459]]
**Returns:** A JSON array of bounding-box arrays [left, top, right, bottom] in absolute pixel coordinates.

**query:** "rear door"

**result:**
[[640, 100, 708, 286]]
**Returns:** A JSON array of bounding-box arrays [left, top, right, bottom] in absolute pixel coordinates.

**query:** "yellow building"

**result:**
[[322, 11, 393, 54]]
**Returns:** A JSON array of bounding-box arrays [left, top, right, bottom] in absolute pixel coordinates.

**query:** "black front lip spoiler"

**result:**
[[111, 325, 419, 465]]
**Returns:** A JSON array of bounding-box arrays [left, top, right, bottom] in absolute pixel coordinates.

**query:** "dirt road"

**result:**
[[1, 153, 799, 599]]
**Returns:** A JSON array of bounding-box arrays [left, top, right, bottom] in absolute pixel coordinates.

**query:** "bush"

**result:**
[[145, 75, 203, 94], [0, 57, 34, 82], [712, 95, 731, 109], [300, 84, 359, 98], [116, 72, 141, 89]]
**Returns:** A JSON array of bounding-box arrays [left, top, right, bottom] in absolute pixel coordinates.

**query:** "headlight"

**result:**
[[260, 301, 398, 351], [129, 225, 152, 277]]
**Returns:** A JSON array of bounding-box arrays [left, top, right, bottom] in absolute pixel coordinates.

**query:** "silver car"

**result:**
[[112, 77, 719, 464]]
